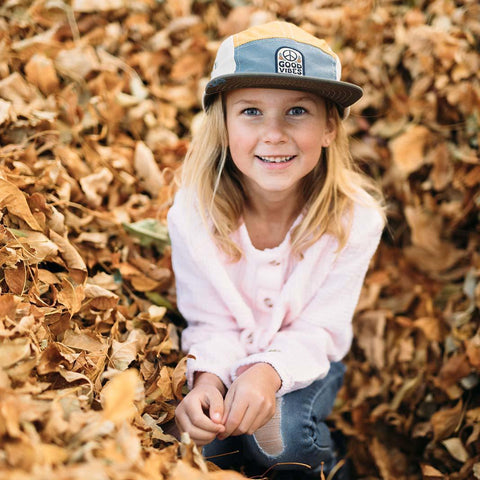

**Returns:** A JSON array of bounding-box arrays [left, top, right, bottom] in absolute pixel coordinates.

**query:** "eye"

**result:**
[[242, 107, 261, 116], [288, 106, 307, 116]]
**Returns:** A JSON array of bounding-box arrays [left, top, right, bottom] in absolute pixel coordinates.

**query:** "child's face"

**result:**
[[225, 88, 336, 201]]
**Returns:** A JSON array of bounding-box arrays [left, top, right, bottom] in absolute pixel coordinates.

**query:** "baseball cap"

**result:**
[[203, 21, 363, 116]]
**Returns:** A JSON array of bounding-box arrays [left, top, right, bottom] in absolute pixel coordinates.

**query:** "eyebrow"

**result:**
[[231, 95, 317, 106]]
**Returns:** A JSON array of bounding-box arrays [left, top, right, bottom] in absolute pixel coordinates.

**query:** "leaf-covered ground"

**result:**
[[0, 0, 479, 479]]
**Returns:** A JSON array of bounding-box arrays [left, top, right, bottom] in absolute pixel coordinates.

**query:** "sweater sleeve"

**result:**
[[230, 206, 384, 396], [167, 196, 247, 389]]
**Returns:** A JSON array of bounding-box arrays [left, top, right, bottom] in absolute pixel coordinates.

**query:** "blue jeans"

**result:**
[[202, 362, 346, 475]]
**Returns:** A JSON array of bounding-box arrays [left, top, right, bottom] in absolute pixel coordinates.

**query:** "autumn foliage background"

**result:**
[[0, 0, 479, 479]]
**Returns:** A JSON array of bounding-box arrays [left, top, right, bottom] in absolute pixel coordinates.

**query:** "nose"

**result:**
[[262, 115, 288, 144]]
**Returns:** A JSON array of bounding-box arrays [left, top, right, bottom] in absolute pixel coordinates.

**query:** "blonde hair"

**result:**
[[180, 96, 385, 261]]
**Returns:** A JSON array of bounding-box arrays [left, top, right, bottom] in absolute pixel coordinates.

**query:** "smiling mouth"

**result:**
[[256, 155, 295, 164]]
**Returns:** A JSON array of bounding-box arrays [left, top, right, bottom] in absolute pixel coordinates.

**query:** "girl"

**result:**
[[168, 21, 385, 478]]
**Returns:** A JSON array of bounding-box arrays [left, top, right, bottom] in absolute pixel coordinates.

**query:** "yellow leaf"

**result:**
[[101, 369, 143, 425]]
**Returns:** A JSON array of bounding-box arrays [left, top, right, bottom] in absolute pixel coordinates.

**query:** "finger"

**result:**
[[232, 405, 273, 436], [178, 401, 223, 434], [230, 404, 258, 436], [179, 416, 223, 445], [207, 392, 224, 425], [220, 398, 248, 439], [221, 388, 235, 425], [187, 425, 219, 446], [190, 409, 225, 433]]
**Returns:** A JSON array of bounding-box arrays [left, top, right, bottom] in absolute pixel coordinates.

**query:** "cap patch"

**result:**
[[276, 47, 304, 76]]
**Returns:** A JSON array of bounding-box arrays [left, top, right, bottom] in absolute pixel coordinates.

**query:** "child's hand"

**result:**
[[218, 363, 281, 440], [175, 372, 226, 446]]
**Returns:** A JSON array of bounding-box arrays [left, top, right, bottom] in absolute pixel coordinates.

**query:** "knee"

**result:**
[[252, 402, 285, 457]]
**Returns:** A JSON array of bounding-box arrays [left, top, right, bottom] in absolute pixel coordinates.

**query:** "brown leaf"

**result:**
[[57, 278, 85, 316], [0, 72, 39, 110], [79, 167, 114, 207], [109, 329, 148, 371], [134, 141, 164, 197], [49, 230, 87, 283], [0, 294, 17, 320], [0, 178, 42, 231], [4, 439, 36, 470], [441, 437, 469, 463], [436, 354, 471, 390], [62, 329, 108, 354], [155, 366, 175, 402], [421, 464, 445, 479], [72, 0, 127, 12], [170, 460, 246, 479], [414, 317, 446, 342], [465, 334, 480, 368], [0, 338, 32, 369], [428, 142, 454, 191], [390, 125, 432, 176], [54, 46, 100, 80], [24, 53, 59, 96], [14, 230, 59, 264], [172, 356, 189, 400], [0, 98, 13, 125], [84, 284, 119, 310], [37, 342, 77, 375], [431, 399, 463, 441], [370, 437, 411, 480], [354, 310, 388, 369], [4, 262, 27, 295]]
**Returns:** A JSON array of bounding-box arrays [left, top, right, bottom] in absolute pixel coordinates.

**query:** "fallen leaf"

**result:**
[[109, 329, 148, 371], [431, 400, 463, 441], [101, 369, 143, 425], [389, 125, 432, 176], [24, 53, 59, 96], [0, 178, 42, 231], [441, 437, 469, 463], [134, 141, 165, 197]]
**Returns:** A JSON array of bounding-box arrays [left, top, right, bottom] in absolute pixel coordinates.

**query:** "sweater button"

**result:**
[[263, 297, 274, 308], [269, 260, 281, 266]]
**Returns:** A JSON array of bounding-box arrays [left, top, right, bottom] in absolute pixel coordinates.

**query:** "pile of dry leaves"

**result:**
[[0, 0, 478, 479]]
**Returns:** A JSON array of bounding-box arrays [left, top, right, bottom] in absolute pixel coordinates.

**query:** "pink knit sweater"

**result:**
[[168, 189, 383, 396]]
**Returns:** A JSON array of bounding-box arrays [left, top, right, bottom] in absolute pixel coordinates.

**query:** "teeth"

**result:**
[[258, 155, 294, 163]]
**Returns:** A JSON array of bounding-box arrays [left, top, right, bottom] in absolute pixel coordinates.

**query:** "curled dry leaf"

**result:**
[[109, 328, 148, 371], [0, 178, 42, 231]]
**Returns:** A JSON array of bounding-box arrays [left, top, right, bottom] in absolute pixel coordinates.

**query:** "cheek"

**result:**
[[227, 125, 253, 156], [226, 137, 245, 171], [301, 133, 325, 159]]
